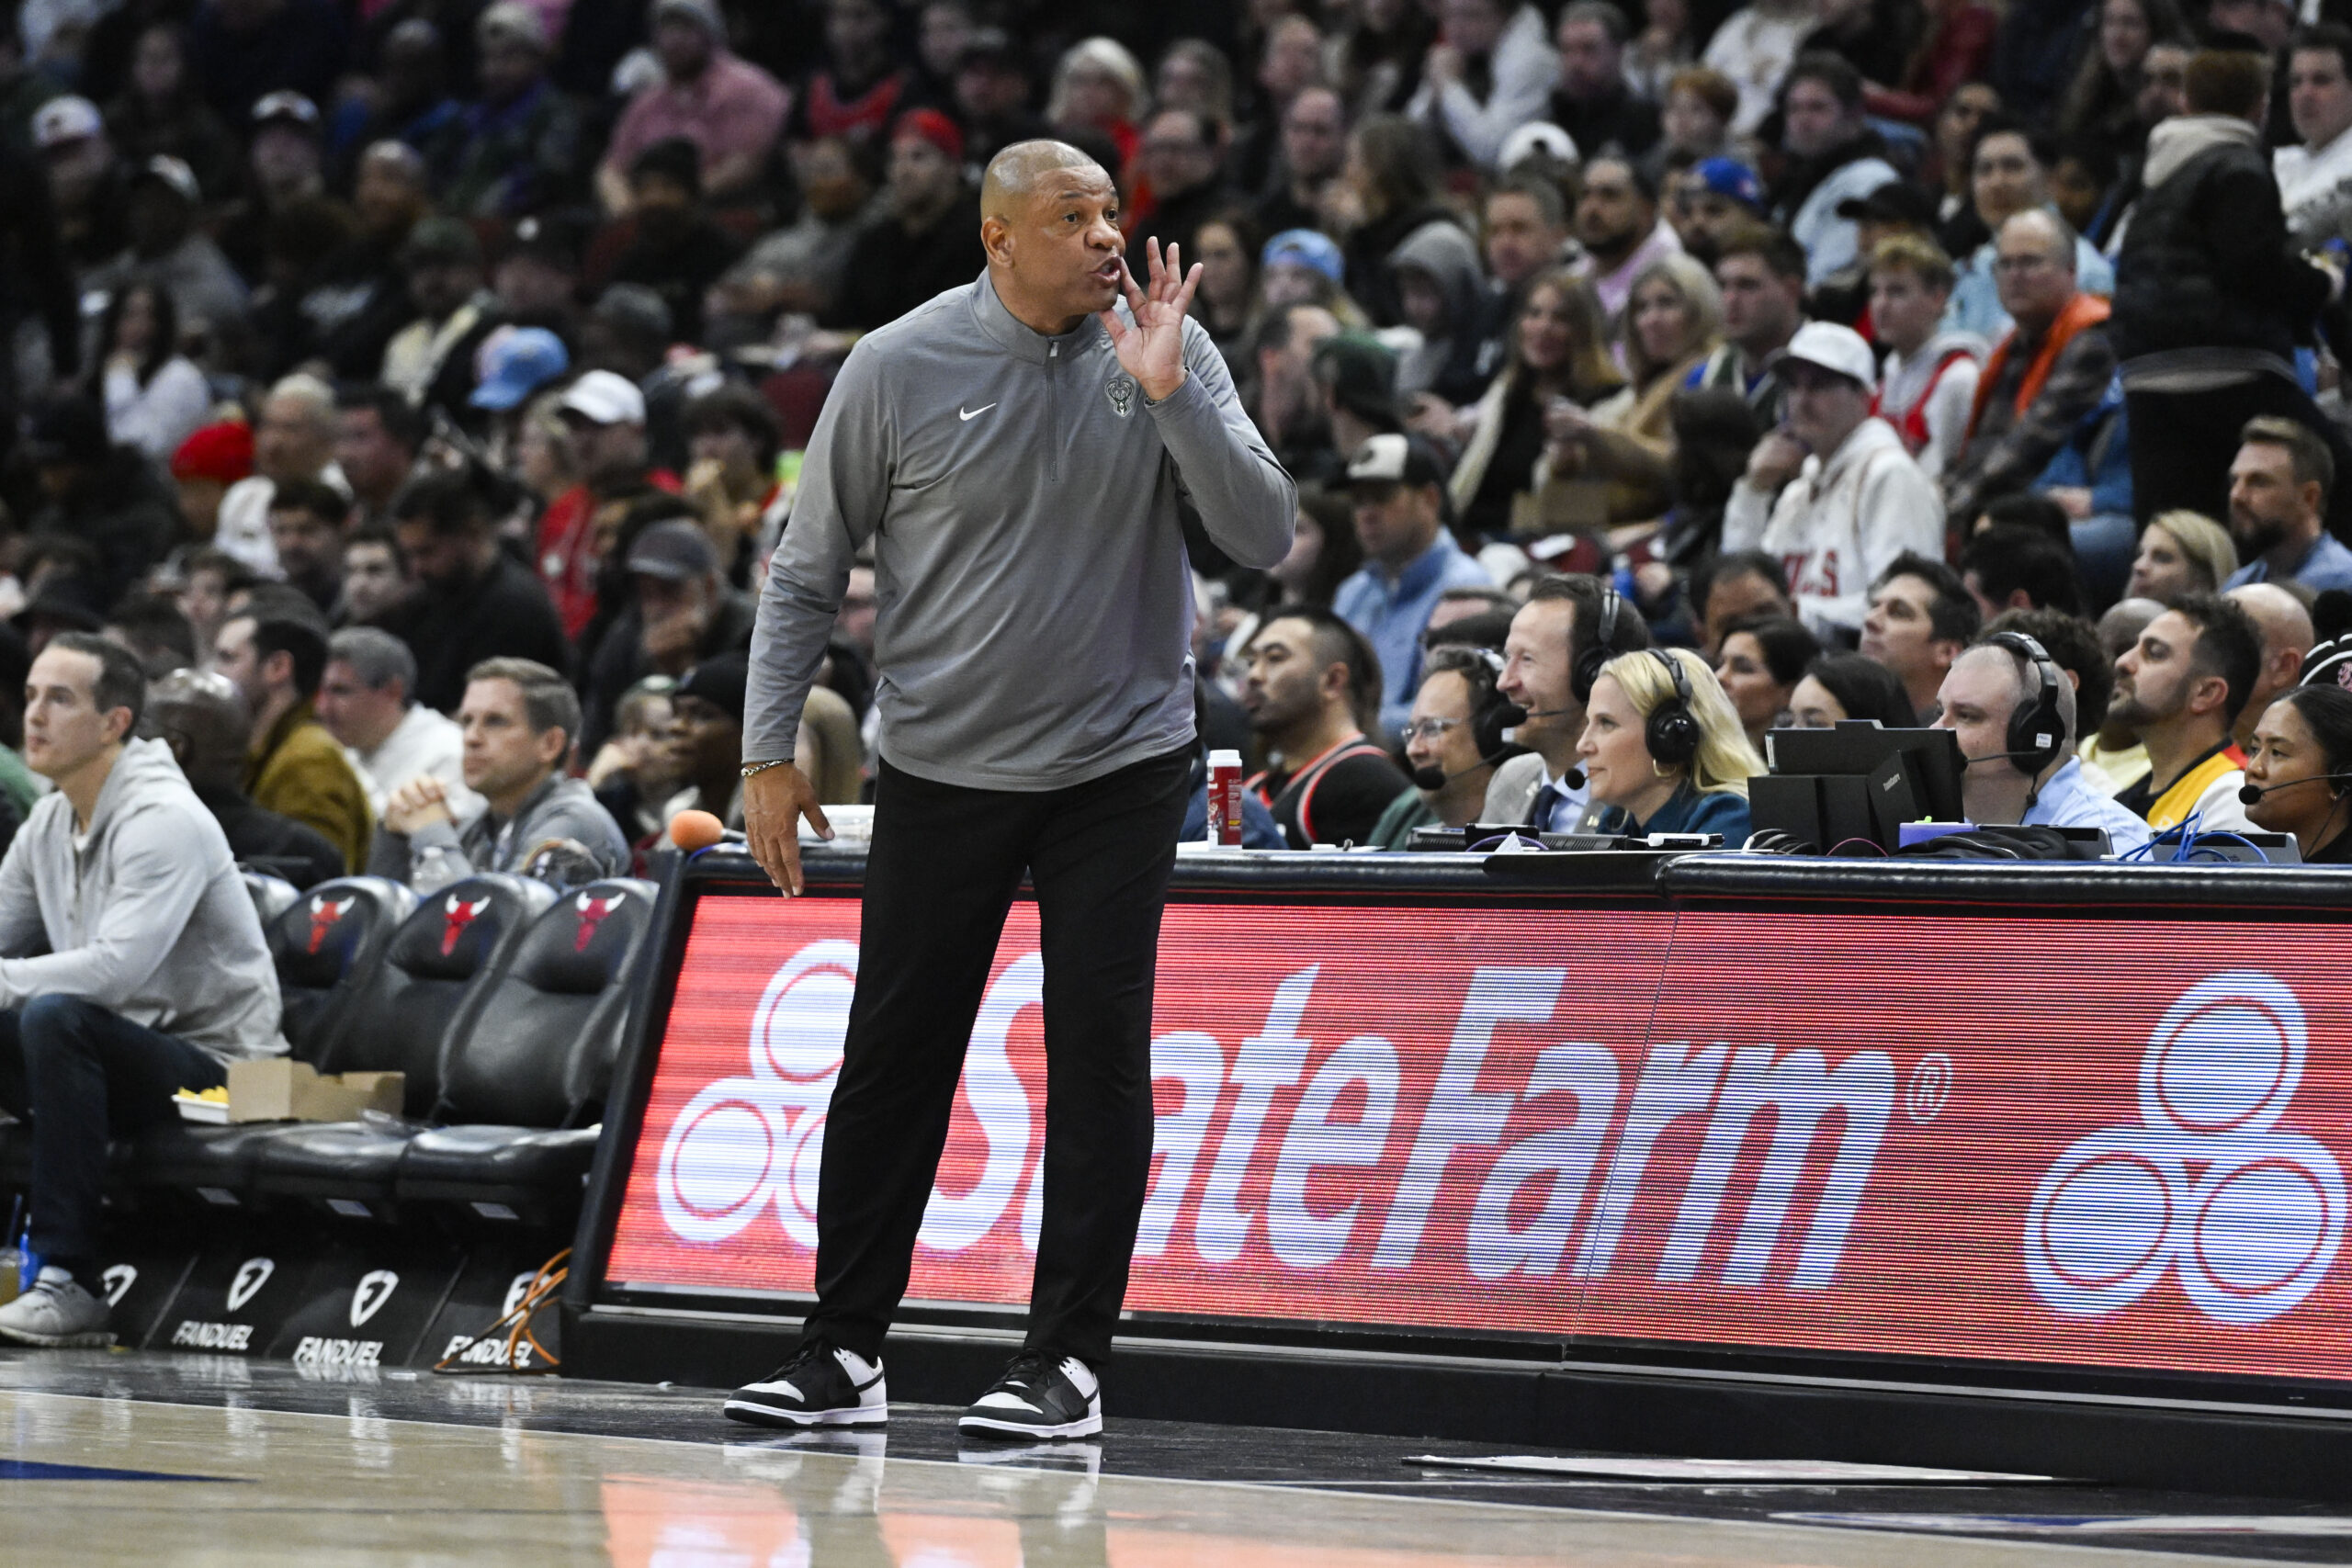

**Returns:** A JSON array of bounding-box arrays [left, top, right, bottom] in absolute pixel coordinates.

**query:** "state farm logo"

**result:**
[[658, 940, 1036, 1251], [656, 944, 1898, 1287], [658, 942, 858, 1248], [2025, 973, 2346, 1325]]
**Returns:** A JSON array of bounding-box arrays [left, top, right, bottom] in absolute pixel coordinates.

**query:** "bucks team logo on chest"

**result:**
[[1105, 375, 1137, 418]]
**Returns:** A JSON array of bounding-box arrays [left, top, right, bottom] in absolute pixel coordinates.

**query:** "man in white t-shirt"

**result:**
[[1721, 321, 1945, 642], [2278, 25, 2352, 243], [314, 626, 479, 821], [213, 374, 348, 578]]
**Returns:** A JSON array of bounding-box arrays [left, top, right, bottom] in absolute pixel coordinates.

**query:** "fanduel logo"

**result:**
[[2025, 972, 2346, 1325], [171, 1321, 254, 1351], [226, 1257, 274, 1313], [657, 947, 1896, 1288], [99, 1265, 136, 1307], [351, 1270, 400, 1328]]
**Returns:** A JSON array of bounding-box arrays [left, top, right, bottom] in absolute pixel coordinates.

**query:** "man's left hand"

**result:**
[[1102, 239, 1200, 403]]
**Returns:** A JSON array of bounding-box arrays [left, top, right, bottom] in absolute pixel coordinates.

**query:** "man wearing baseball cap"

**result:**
[[598, 0, 788, 213], [1334, 433, 1496, 737], [1261, 228, 1347, 299], [85, 157, 250, 335], [446, 3, 582, 218], [382, 217, 504, 423], [550, 369, 684, 642], [31, 97, 122, 276], [1666, 156, 1766, 265], [581, 516, 755, 755], [832, 109, 985, 330], [1721, 321, 1945, 641], [954, 29, 1051, 169]]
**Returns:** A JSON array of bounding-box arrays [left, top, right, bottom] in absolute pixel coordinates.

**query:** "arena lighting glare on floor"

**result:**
[[0, 1355, 2346, 1566], [1408, 1454, 2065, 1484]]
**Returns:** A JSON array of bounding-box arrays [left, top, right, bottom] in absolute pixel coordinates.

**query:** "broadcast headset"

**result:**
[[1409, 647, 1524, 790], [1978, 630, 2066, 776], [1641, 647, 1702, 769], [1568, 582, 1623, 705], [1540, 582, 1634, 791]]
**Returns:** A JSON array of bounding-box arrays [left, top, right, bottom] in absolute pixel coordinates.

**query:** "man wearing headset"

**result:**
[[1486, 574, 1653, 830], [1931, 633, 2153, 853], [1369, 646, 1514, 846]]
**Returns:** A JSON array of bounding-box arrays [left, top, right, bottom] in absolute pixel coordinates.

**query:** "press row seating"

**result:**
[[122, 872, 661, 1224]]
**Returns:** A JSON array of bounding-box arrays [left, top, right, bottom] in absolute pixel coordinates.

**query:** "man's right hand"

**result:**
[[384, 776, 454, 836], [743, 763, 832, 897], [1744, 431, 1808, 491]]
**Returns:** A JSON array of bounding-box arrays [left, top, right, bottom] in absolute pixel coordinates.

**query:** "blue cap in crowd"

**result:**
[[470, 326, 571, 411], [1694, 157, 1766, 212], [1261, 229, 1345, 285]]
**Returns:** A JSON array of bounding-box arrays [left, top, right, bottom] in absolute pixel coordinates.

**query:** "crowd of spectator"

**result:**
[[0, 0, 2332, 880]]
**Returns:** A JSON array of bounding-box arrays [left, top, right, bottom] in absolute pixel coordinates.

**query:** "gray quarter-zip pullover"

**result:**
[[746, 270, 1295, 790], [0, 738, 283, 1062]]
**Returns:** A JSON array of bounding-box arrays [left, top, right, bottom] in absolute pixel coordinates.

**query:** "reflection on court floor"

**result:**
[[0, 1374, 2290, 1568]]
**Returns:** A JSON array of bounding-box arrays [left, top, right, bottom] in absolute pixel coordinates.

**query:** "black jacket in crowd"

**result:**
[[2111, 132, 2330, 366], [198, 782, 345, 892], [376, 549, 573, 714], [827, 196, 984, 332]]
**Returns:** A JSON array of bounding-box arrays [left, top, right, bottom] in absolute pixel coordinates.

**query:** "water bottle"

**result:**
[[413, 842, 460, 895]]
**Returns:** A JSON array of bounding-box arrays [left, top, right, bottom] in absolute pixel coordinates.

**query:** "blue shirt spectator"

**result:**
[[2024, 757, 2154, 855], [1946, 231, 2112, 341], [1331, 434, 1493, 737], [2225, 533, 2352, 594], [2222, 420, 2352, 595]]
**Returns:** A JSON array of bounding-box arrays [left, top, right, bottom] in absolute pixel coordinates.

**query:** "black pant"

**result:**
[[2127, 378, 2352, 542], [802, 746, 1191, 1370], [0, 996, 225, 1268]]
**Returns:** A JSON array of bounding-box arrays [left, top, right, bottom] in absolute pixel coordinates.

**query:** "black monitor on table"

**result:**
[[1753, 722, 1967, 853]]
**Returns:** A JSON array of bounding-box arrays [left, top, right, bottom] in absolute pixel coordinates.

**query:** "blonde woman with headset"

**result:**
[[1577, 646, 1765, 840]]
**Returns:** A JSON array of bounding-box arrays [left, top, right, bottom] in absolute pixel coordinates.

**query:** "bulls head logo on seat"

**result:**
[[440, 894, 492, 957], [573, 892, 623, 953], [305, 896, 356, 954]]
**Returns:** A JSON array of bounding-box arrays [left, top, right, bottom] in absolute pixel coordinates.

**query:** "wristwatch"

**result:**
[[741, 758, 794, 780]]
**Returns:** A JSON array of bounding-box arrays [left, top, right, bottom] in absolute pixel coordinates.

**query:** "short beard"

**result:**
[[2233, 511, 2290, 558], [2106, 689, 2162, 731]]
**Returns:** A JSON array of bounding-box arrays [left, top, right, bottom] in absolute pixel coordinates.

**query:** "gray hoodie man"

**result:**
[[368, 772, 628, 891], [747, 270, 1296, 788], [0, 736, 283, 1061]]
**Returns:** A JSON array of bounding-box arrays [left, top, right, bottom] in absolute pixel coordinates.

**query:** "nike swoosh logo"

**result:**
[[960, 403, 997, 421]]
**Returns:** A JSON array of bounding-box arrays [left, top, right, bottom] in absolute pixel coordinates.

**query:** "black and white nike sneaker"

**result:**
[[724, 1343, 887, 1428], [956, 1351, 1102, 1440]]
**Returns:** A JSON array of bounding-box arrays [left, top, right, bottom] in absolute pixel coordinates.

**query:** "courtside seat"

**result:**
[[397, 880, 660, 1221], [245, 874, 555, 1206], [120, 877, 421, 1200], [243, 872, 299, 931], [266, 877, 418, 1061]]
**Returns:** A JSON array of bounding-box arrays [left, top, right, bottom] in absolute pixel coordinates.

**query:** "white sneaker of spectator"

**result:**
[[0, 1268, 114, 1347]]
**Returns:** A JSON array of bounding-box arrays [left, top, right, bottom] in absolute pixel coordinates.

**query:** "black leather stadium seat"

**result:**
[[397, 879, 660, 1221], [244, 874, 555, 1206], [266, 877, 418, 1061], [126, 877, 419, 1199], [243, 872, 299, 931]]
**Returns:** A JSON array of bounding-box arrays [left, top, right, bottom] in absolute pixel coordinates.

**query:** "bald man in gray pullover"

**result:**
[[725, 141, 1295, 1442]]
